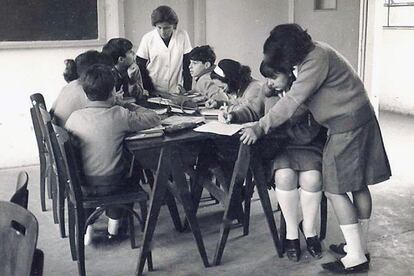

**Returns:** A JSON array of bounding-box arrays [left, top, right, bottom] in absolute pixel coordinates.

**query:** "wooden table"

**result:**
[[126, 130, 284, 275]]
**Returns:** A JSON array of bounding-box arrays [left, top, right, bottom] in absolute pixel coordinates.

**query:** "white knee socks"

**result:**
[[343, 218, 370, 254], [276, 187, 299, 240], [300, 189, 322, 238], [108, 218, 121, 235], [340, 224, 367, 268]]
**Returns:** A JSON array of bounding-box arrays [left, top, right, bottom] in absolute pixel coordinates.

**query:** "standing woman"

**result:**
[[241, 24, 391, 274], [136, 5, 192, 94]]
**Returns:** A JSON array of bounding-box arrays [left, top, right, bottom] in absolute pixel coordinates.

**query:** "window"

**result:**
[[0, 0, 105, 49], [384, 0, 414, 28]]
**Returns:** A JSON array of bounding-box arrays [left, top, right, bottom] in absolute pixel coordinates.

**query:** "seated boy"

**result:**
[[51, 50, 114, 126], [65, 64, 160, 244], [102, 38, 148, 103], [185, 45, 228, 101]]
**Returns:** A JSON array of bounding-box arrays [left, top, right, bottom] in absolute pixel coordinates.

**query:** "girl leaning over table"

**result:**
[[236, 24, 391, 274], [221, 61, 326, 262]]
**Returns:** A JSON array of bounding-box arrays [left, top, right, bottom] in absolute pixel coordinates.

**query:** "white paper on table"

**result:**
[[194, 121, 243, 136]]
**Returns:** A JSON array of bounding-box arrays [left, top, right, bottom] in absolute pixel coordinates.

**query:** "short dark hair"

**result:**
[[102, 38, 133, 64], [260, 60, 296, 90], [189, 45, 216, 65], [264, 24, 314, 69], [81, 64, 115, 101], [151, 6, 179, 27], [75, 50, 114, 78]]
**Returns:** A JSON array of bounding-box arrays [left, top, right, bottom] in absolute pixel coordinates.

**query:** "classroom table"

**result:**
[[126, 129, 284, 275]]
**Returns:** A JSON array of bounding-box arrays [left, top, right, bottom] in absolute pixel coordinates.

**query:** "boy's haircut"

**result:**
[[102, 38, 133, 64], [75, 50, 114, 78], [151, 5, 179, 27], [189, 45, 216, 64], [81, 64, 115, 101]]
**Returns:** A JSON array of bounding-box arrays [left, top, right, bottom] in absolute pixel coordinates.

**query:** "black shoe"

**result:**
[[329, 243, 347, 255], [322, 260, 369, 274], [305, 236, 322, 259], [284, 239, 301, 262], [330, 243, 371, 262]]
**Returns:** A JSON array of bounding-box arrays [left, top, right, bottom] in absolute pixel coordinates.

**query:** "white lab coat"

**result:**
[[137, 29, 192, 93]]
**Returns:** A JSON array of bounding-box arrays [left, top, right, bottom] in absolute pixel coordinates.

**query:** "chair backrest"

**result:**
[[30, 107, 47, 157], [48, 123, 79, 205], [10, 171, 29, 209], [56, 131, 85, 208], [0, 201, 38, 276]]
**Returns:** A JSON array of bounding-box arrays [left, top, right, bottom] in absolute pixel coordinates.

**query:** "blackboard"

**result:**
[[0, 0, 99, 42]]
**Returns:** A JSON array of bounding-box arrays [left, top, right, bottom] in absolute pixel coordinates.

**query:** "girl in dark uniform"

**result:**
[[237, 24, 391, 274]]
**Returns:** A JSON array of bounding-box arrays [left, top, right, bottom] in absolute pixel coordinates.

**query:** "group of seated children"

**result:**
[[51, 4, 325, 263]]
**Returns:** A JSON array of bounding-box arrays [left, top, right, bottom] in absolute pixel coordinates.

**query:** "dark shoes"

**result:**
[[329, 243, 371, 262], [284, 239, 301, 262], [322, 260, 369, 274], [305, 236, 323, 259]]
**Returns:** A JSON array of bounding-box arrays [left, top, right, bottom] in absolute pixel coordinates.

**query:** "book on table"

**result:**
[[125, 125, 165, 140]]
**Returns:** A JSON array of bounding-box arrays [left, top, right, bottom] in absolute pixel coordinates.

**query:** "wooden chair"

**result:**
[[50, 125, 151, 276], [9, 171, 44, 276], [29, 94, 49, 212], [10, 171, 29, 209], [31, 93, 66, 238], [0, 201, 38, 276]]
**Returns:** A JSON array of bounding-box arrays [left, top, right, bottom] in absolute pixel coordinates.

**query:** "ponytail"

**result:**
[[238, 65, 252, 96]]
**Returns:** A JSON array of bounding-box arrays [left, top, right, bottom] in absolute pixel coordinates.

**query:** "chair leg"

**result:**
[[279, 208, 286, 253], [68, 202, 77, 261], [75, 212, 87, 276], [48, 169, 59, 224], [58, 185, 66, 238], [128, 213, 137, 249], [319, 193, 328, 241], [243, 172, 255, 236], [39, 154, 47, 211], [165, 191, 183, 232], [139, 201, 148, 232]]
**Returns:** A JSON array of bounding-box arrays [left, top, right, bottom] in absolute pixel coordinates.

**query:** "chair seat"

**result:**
[[82, 188, 148, 209]]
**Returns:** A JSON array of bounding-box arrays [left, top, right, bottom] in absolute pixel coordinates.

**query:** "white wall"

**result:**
[[205, 0, 289, 80], [0, 0, 122, 168], [380, 30, 414, 115], [294, 0, 361, 69]]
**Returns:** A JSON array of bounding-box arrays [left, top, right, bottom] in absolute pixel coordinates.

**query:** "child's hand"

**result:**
[[239, 123, 264, 145], [205, 99, 218, 108], [175, 84, 186, 94], [112, 89, 124, 105], [218, 110, 232, 124]]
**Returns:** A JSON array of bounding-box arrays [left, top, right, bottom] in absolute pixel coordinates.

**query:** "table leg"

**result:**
[[170, 146, 210, 268], [250, 151, 283, 258], [135, 148, 170, 276], [213, 143, 251, 265]]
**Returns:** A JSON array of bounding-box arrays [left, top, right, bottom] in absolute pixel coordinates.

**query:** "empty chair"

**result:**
[[0, 201, 39, 276], [10, 171, 29, 209], [29, 94, 49, 212]]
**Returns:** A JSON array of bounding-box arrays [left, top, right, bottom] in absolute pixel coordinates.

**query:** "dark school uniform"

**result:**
[[255, 41, 391, 194]]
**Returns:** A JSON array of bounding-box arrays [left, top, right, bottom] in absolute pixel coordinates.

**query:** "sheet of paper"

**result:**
[[200, 108, 221, 117], [194, 121, 243, 136]]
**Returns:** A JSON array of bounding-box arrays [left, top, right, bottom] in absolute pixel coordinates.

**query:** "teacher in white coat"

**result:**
[[137, 5, 192, 95]]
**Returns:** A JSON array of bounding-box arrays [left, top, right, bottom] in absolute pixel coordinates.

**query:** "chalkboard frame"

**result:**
[[0, 1, 106, 49]]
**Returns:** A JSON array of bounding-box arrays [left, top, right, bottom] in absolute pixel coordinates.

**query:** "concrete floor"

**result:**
[[0, 111, 413, 276]]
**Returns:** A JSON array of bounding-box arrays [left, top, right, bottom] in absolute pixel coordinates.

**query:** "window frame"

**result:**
[[383, 0, 414, 29]]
